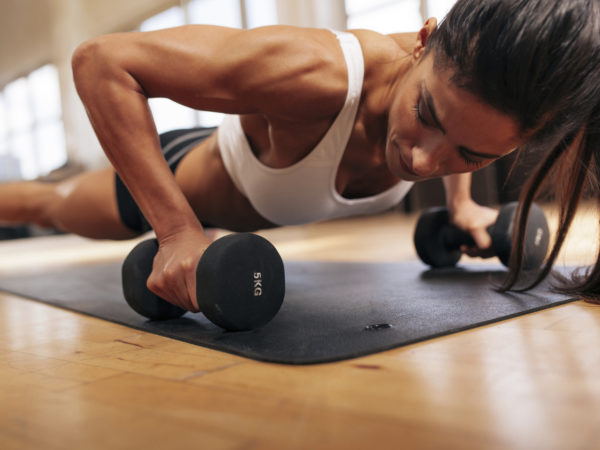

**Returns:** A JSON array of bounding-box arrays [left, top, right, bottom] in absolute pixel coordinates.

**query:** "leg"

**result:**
[[0, 167, 138, 240]]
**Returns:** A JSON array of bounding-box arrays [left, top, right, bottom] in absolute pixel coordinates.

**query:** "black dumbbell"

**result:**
[[121, 233, 285, 331], [413, 202, 549, 269]]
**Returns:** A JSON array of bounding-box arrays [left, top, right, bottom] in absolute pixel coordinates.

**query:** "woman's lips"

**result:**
[[398, 153, 418, 177]]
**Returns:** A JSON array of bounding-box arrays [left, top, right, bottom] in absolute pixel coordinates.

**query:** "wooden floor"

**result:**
[[1, 206, 599, 450]]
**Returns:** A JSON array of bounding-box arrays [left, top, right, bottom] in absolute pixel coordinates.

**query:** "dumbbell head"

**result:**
[[121, 239, 187, 321], [490, 202, 549, 270], [413, 207, 463, 268], [196, 233, 285, 331]]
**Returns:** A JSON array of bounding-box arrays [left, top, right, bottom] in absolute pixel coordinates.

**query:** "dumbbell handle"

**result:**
[[441, 224, 494, 251]]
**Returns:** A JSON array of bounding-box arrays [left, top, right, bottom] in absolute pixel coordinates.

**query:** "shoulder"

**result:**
[[239, 27, 411, 121], [220, 26, 354, 120]]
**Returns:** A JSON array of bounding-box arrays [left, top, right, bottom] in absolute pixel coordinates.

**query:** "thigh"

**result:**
[[51, 167, 139, 240]]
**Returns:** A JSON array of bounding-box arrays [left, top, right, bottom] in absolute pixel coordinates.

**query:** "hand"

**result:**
[[146, 226, 214, 312], [448, 199, 498, 258]]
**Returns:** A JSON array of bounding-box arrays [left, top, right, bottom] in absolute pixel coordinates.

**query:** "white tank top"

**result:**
[[218, 30, 413, 226]]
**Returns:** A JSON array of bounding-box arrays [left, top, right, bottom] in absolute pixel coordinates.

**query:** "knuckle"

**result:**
[[146, 279, 163, 298], [146, 274, 160, 291], [162, 267, 177, 284], [180, 257, 195, 272]]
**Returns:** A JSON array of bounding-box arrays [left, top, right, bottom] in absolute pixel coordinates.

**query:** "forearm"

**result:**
[[442, 173, 499, 251], [442, 173, 473, 213], [72, 38, 201, 240]]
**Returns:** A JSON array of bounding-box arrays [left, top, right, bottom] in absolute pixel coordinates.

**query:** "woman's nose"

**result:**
[[410, 144, 443, 177]]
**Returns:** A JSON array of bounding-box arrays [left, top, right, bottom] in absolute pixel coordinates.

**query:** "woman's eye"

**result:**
[[412, 101, 432, 128]]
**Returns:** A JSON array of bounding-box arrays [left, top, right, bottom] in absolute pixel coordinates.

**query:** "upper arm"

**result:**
[[74, 25, 348, 120]]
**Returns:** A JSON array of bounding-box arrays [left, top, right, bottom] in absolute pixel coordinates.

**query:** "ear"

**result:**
[[413, 17, 438, 61]]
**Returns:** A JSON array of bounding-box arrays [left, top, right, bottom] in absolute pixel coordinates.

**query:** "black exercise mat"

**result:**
[[0, 260, 575, 364]]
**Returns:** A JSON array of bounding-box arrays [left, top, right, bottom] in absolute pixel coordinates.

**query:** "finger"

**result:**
[[469, 227, 492, 250], [186, 277, 199, 312], [182, 261, 199, 312], [147, 267, 190, 311], [169, 281, 193, 311], [178, 256, 200, 312]]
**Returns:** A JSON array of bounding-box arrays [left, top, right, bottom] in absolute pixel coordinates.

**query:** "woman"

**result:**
[[2, 0, 598, 310]]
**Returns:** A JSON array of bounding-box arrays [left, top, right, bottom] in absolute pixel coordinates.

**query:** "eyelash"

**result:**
[[411, 102, 431, 128], [412, 100, 483, 168], [458, 151, 483, 168]]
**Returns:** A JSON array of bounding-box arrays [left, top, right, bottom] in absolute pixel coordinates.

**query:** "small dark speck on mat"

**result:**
[[364, 323, 392, 331]]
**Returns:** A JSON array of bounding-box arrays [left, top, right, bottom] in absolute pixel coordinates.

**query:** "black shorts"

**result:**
[[115, 127, 217, 234]]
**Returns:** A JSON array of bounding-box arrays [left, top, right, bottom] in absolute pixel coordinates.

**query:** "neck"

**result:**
[[362, 55, 412, 149]]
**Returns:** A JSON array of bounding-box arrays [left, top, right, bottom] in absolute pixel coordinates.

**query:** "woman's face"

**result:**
[[386, 53, 524, 182]]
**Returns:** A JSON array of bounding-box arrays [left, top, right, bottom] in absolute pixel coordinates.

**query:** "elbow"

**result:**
[[71, 38, 96, 73], [72, 38, 99, 79], [72, 37, 105, 98], [72, 36, 123, 99]]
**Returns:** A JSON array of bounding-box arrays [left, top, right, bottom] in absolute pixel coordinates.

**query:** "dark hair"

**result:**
[[426, 0, 600, 300]]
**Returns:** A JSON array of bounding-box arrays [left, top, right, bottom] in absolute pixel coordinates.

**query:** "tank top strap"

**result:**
[[306, 30, 365, 163]]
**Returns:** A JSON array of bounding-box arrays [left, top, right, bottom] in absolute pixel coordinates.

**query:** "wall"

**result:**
[[276, 0, 346, 29], [0, 0, 179, 167]]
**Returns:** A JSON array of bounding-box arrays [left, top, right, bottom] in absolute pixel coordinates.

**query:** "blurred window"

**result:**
[[346, 0, 457, 33], [0, 64, 66, 180]]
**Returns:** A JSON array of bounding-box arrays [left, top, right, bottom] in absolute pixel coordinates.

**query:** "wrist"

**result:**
[[152, 208, 205, 242], [446, 194, 475, 215]]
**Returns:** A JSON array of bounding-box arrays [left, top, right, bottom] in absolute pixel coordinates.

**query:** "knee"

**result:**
[[26, 180, 83, 230], [31, 183, 64, 229]]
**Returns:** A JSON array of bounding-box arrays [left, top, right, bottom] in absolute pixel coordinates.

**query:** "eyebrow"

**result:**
[[420, 82, 501, 160]]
